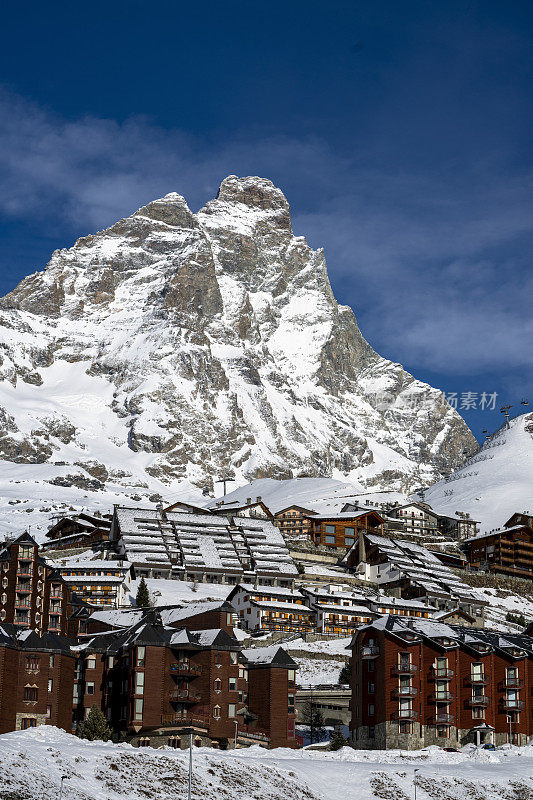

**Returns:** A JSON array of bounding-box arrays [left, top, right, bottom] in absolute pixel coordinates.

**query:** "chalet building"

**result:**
[[50, 558, 134, 607], [300, 584, 376, 634], [0, 625, 76, 734], [349, 616, 533, 750], [462, 521, 533, 580], [0, 533, 72, 636], [367, 594, 436, 619], [387, 503, 439, 536], [437, 514, 479, 541], [76, 612, 299, 749], [309, 509, 385, 550], [227, 584, 315, 634], [504, 512, 533, 529], [112, 507, 297, 587], [210, 498, 274, 520], [274, 506, 317, 538], [76, 600, 239, 639], [346, 534, 487, 624], [42, 513, 112, 552]]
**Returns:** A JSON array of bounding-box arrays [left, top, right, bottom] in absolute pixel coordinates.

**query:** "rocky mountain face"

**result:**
[[0, 175, 477, 502]]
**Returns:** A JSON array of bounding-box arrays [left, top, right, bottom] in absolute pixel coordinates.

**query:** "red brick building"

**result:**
[[0, 626, 76, 734], [309, 510, 385, 549], [0, 533, 73, 635], [349, 615, 533, 749], [76, 610, 299, 749]]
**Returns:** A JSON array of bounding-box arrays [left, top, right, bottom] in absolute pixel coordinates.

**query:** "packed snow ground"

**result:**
[[0, 727, 532, 800]]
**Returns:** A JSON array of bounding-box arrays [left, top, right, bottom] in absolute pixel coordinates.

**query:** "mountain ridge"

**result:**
[[0, 175, 476, 526]]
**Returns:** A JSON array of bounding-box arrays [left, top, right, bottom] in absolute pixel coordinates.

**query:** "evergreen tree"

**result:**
[[329, 722, 349, 751], [77, 705, 112, 742], [339, 662, 351, 684], [136, 576, 151, 608], [300, 700, 325, 744]]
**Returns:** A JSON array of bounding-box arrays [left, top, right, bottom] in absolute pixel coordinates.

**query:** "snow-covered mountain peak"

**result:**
[[0, 175, 477, 537]]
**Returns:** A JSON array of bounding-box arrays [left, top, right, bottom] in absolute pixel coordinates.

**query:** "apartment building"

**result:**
[[462, 519, 533, 579], [50, 558, 133, 607], [0, 533, 72, 636], [227, 584, 315, 633], [309, 509, 385, 550], [75, 611, 299, 749], [349, 615, 533, 750], [274, 505, 317, 538]]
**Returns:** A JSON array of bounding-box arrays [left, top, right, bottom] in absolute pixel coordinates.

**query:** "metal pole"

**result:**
[[414, 769, 419, 800], [234, 720, 238, 748], [188, 733, 192, 800], [59, 775, 68, 800]]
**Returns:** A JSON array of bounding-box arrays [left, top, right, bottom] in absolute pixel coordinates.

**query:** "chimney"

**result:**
[[256, 496, 262, 502], [246, 497, 252, 505]]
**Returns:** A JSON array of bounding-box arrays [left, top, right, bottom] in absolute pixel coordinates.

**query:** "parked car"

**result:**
[[482, 743, 496, 751]]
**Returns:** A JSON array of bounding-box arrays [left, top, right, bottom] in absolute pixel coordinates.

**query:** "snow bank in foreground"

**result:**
[[0, 726, 532, 800]]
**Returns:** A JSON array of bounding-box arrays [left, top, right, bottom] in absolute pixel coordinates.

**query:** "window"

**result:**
[[324, 535, 335, 545], [368, 704, 375, 716], [138, 737, 150, 747], [368, 682, 375, 694], [214, 678, 221, 693], [230, 652, 238, 665], [345, 537, 355, 546], [288, 669, 295, 685], [367, 660, 375, 672], [1, 593, 6, 604], [368, 726, 375, 739], [215, 654, 222, 665], [288, 694, 295, 713], [46, 705, 51, 719], [136, 647, 145, 667], [86, 656, 96, 670], [26, 656, 39, 670], [325, 524, 335, 534], [472, 707, 485, 719], [135, 672, 144, 695], [21, 718, 37, 729], [24, 687, 38, 701], [49, 655, 55, 668], [229, 677, 237, 691], [86, 682, 95, 695], [168, 737, 181, 748], [108, 656, 114, 668], [399, 721, 412, 734], [134, 699, 143, 720], [471, 662, 484, 680], [48, 679, 53, 693], [228, 703, 236, 718], [213, 705, 221, 719]]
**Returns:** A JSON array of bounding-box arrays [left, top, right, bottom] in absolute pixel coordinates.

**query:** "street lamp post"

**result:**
[[414, 768, 420, 800], [234, 720, 239, 748], [59, 775, 68, 800], [188, 733, 193, 800]]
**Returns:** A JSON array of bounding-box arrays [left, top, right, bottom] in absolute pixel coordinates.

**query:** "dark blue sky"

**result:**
[[1, 1, 532, 440]]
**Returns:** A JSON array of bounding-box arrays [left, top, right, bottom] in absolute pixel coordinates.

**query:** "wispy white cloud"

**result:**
[[0, 88, 531, 385]]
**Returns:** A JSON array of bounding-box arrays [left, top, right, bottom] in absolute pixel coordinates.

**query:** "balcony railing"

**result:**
[[431, 691, 453, 702], [160, 713, 210, 729], [392, 708, 418, 721], [15, 584, 31, 593], [392, 663, 417, 675], [170, 689, 202, 702], [468, 695, 489, 707], [465, 673, 488, 685], [361, 646, 380, 658], [434, 713, 455, 724], [502, 678, 523, 689], [17, 568, 33, 577], [431, 667, 454, 679], [393, 687, 418, 698], [170, 662, 202, 676], [500, 699, 524, 711]]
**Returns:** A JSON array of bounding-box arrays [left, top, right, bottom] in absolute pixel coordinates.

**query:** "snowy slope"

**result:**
[[0, 726, 532, 800], [424, 412, 533, 530], [0, 175, 476, 537], [204, 476, 405, 514]]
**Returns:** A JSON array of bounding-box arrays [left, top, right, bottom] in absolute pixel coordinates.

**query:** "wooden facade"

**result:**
[[464, 526, 533, 579], [309, 511, 385, 550], [274, 505, 316, 538]]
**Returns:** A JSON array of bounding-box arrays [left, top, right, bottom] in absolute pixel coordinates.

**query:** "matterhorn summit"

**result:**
[[0, 175, 476, 516]]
